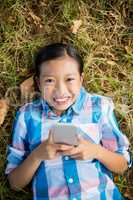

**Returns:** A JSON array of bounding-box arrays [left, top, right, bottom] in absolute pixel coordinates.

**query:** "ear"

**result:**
[[80, 72, 84, 84]]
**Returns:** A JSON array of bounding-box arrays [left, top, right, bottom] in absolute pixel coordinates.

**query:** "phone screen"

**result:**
[[51, 123, 78, 146]]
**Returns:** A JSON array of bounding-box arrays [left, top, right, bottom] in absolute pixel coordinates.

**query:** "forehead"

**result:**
[[40, 56, 80, 76]]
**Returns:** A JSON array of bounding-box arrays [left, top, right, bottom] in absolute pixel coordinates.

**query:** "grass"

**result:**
[[0, 0, 133, 199]]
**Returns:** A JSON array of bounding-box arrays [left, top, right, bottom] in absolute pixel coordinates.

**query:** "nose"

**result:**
[[54, 81, 67, 96]]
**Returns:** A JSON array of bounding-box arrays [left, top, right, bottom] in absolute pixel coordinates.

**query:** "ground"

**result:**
[[0, 0, 133, 199]]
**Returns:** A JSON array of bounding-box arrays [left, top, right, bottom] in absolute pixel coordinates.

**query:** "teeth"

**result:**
[[54, 97, 69, 102], [55, 99, 67, 102]]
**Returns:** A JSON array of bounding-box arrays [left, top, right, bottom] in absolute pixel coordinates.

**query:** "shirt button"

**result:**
[[68, 178, 73, 183], [64, 156, 69, 160]]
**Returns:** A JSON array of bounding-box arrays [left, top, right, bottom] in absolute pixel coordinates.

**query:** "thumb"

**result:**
[[48, 130, 53, 143], [77, 134, 84, 142]]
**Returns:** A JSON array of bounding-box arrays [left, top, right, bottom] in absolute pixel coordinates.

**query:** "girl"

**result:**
[[6, 43, 131, 200]]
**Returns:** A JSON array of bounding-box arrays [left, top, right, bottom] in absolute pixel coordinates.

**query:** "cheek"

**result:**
[[40, 85, 53, 99], [70, 80, 82, 89], [68, 82, 82, 95]]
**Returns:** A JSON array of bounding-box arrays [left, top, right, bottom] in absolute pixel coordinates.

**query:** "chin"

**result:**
[[55, 105, 70, 111]]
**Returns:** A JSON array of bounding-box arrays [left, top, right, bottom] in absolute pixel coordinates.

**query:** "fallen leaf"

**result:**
[[28, 9, 42, 26], [106, 60, 117, 66], [105, 91, 114, 97], [124, 188, 133, 200], [0, 99, 9, 125], [125, 46, 133, 55], [118, 104, 130, 114], [70, 19, 82, 34], [20, 76, 34, 99]]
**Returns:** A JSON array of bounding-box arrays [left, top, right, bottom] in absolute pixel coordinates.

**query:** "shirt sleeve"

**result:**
[[5, 108, 30, 174], [100, 98, 132, 168]]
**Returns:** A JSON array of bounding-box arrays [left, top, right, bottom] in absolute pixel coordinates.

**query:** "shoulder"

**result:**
[[15, 99, 43, 123], [85, 90, 113, 104], [19, 99, 43, 113], [16, 99, 42, 121], [84, 91, 114, 112]]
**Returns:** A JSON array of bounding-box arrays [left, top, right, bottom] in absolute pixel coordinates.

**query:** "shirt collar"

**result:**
[[41, 99, 57, 118], [71, 87, 86, 115], [41, 87, 87, 117]]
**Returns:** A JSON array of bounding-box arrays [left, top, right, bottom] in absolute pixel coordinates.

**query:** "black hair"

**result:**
[[34, 43, 84, 77]]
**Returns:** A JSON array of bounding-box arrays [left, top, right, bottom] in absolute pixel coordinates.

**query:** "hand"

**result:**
[[34, 131, 61, 161], [57, 136, 99, 160]]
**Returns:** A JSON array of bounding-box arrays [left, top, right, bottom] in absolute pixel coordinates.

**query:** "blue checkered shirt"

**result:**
[[5, 87, 131, 200]]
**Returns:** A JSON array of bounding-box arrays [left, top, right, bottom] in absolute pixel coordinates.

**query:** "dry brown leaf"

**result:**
[[20, 76, 34, 99], [28, 10, 41, 26], [0, 99, 9, 125], [118, 104, 130, 114], [70, 20, 82, 34], [124, 188, 133, 200], [105, 91, 114, 97], [106, 60, 117, 66], [125, 46, 133, 55]]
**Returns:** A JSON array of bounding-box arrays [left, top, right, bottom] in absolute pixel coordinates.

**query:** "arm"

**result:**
[[8, 148, 41, 190], [95, 143, 128, 174], [6, 107, 62, 191], [59, 98, 131, 174], [57, 138, 128, 174], [8, 132, 61, 191], [98, 98, 131, 173]]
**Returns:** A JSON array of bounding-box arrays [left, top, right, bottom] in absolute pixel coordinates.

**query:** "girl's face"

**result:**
[[38, 56, 83, 115]]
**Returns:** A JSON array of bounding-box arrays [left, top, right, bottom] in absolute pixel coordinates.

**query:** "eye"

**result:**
[[67, 78, 75, 82], [44, 79, 55, 84]]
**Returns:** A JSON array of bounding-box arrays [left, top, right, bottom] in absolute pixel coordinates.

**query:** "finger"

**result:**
[[54, 143, 73, 152], [77, 134, 84, 142], [56, 151, 61, 157], [48, 130, 53, 143], [70, 153, 82, 159], [56, 144, 74, 151], [60, 150, 71, 155], [61, 147, 79, 156], [71, 155, 82, 160]]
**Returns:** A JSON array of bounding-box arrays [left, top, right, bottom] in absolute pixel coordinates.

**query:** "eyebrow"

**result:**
[[66, 73, 77, 76], [41, 73, 77, 77]]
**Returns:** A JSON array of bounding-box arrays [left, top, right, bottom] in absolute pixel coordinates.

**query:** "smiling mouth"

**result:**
[[53, 97, 71, 105]]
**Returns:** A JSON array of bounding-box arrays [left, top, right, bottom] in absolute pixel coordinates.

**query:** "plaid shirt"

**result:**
[[5, 87, 131, 200]]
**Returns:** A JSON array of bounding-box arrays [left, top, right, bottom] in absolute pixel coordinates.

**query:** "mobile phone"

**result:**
[[51, 123, 79, 146]]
